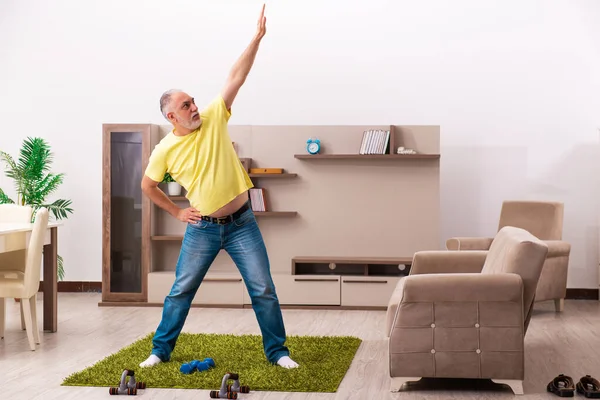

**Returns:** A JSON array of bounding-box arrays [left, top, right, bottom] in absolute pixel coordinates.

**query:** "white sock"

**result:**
[[139, 354, 162, 368], [276, 355, 299, 369]]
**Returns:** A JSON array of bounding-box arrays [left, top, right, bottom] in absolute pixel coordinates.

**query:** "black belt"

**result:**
[[200, 201, 250, 225]]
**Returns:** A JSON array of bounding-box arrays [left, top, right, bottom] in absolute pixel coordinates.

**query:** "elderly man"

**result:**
[[139, 5, 298, 370]]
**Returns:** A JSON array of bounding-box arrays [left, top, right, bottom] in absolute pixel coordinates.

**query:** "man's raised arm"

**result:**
[[221, 4, 267, 110]]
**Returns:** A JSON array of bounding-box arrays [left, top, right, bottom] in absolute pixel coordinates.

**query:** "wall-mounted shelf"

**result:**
[[255, 211, 297, 217], [294, 154, 440, 160], [151, 211, 298, 242], [248, 173, 298, 178]]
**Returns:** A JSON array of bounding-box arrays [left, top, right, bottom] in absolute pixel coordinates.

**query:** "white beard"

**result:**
[[178, 114, 202, 131], [180, 119, 201, 130]]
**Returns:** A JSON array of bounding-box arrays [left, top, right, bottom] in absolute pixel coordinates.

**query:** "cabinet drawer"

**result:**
[[341, 276, 402, 307], [147, 272, 244, 305], [243, 274, 340, 305], [193, 275, 244, 305]]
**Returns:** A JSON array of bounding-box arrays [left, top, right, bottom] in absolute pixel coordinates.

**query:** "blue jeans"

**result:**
[[150, 204, 290, 364]]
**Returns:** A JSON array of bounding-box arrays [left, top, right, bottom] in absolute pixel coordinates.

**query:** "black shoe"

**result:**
[[547, 374, 575, 397], [577, 375, 600, 398]]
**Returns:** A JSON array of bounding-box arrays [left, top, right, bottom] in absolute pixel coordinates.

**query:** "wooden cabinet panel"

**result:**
[[341, 276, 402, 307], [148, 272, 244, 306], [243, 274, 340, 306]]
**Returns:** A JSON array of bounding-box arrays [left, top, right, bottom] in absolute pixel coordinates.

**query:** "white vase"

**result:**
[[167, 182, 182, 196]]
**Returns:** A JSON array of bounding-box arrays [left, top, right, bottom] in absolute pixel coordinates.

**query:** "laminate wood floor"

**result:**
[[1, 293, 599, 399]]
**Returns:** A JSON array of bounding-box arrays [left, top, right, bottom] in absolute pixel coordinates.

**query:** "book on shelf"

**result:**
[[359, 129, 390, 154], [249, 188, 267, 211]]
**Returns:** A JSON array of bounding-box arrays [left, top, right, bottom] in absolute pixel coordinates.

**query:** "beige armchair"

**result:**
[[445, 200, 569, 312], [386, 226, 548, 395]]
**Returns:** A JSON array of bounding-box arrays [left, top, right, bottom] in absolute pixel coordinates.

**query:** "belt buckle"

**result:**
[[216, 216, 229, 225]]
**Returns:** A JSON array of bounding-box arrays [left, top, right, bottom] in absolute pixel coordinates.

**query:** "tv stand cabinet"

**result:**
[[274, 256, 413, 309]]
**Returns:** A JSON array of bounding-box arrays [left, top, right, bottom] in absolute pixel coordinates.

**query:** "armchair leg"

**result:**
[[492, 379, 523, 395], [554, 298, 564, 312], [20, 300, 25, 330], [0, 298, 4, 339], [390, 377, 421, 392]]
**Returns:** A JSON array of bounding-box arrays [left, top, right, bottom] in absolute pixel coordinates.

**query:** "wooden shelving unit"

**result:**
[[101, 123, 440, 310], [294, 154, 439, 160]]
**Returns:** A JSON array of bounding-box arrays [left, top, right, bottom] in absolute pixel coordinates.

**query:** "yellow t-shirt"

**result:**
[[144, 95, 254, 216]]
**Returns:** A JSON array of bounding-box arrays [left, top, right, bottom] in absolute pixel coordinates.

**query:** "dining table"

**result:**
[[0, 221, 61, 332]]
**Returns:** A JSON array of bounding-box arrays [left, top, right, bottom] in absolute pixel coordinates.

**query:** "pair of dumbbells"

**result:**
[[209, 372, 250, 399], [109, 369, 146, 395], [180, 357, 215, 374]]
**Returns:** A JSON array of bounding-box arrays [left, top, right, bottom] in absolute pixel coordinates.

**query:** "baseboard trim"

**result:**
[[565, 288, 599, 300], [39, 281, 102, 293], [39, 282, 600, 301]]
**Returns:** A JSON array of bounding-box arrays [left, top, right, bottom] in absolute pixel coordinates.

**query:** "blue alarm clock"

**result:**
[[306, 138, 321, 155]]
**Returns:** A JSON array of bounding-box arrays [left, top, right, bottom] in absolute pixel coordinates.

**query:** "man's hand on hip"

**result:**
[[178, 207, 202, 223]]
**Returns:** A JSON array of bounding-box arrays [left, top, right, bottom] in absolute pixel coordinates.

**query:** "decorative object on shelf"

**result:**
[[396, 147, 417, 155], [359, 129, 391, 155], [306, 138, 321, 155], [249, 188, 267, 211], [249, 168, 283, 174], [0, 136, 73, 281], [239, 157, 251, 172], [162, 172, 182, 196]]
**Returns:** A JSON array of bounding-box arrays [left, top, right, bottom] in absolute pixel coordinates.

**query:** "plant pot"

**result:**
[[167, 182, 182, 196]]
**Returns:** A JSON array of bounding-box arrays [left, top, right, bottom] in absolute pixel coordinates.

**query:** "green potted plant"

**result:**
[[0, 137, 74, 282], [162, 172, 182, 196]]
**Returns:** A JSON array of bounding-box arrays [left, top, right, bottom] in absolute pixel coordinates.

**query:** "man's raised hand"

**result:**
[[177, 207, 202, 223], [255, 4, 267, 40]]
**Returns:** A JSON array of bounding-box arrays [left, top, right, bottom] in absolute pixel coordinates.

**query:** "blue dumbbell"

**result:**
[[180, 358, 215, 374]]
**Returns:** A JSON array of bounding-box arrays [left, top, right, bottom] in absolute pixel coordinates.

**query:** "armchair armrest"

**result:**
[[446, 237, 494, 250], [410, 250, 487, 275], [544, 240, 570, 257], [400, 273, 523, 303]]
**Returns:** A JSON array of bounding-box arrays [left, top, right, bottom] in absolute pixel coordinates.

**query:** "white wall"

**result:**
[[1, 0, 599, 287]]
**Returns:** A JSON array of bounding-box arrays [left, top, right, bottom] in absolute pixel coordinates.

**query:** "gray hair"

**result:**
[[160, 89, 182, 120]]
